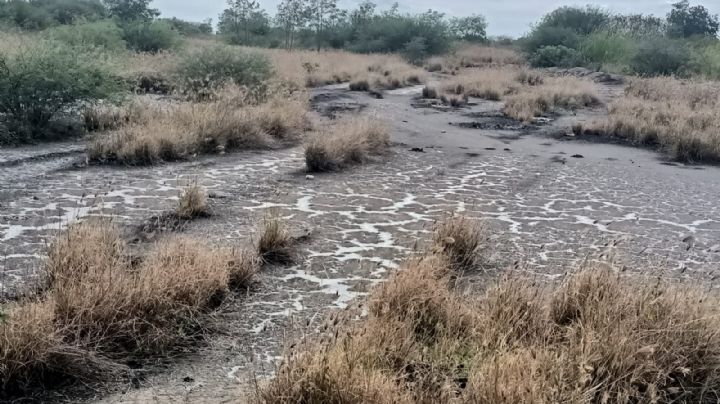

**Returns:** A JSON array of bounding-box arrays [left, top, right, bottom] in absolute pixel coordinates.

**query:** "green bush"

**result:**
[[122, 20, 181, 53], [403, 36, 428, 64], [174, 45, 273, 98], [579, 30, 635, 68], [522, 25, 580, 53], [691, 41, 720, 79], [0, 42, 122, 143], [44, 20, 126, 50], [530, 45, 582, 68], [630, 38, 690, 76], [0, 0, 53, 30], [538, 6, 610, 35]]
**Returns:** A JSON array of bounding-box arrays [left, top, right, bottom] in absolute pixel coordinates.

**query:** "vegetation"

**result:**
[[305, 115, 390, 172], [522, 2, 720, 78], [259, 216, 720, 403], [88, 88, 308, 165], [0, 41, 122, 144], [0, 219, 259, 394], [576, 77, 720, 163]]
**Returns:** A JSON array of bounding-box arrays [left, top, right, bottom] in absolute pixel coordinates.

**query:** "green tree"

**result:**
[[104, 0, 159, 21], [667, 0, 719, 38], [277, 0, 307, 49], [538, 6, 610, 35], [218, 0, 270, 44], [450, 15, 488, 42], [306, 0, 340, 50]]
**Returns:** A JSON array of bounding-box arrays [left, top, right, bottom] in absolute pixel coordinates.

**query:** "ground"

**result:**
[[1, 79, 720, 403]]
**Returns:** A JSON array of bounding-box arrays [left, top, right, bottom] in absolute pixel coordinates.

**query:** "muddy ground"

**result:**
[[2, 79, 720, 403]]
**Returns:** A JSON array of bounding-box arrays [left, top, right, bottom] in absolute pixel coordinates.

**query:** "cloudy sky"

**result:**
[[153, 0, 720, 37]]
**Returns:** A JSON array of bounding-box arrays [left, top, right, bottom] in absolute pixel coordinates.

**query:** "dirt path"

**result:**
[[2, 82, 720, 402]]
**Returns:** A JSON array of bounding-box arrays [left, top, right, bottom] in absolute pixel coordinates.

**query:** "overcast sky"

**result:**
[[153, 0, 720, 38]]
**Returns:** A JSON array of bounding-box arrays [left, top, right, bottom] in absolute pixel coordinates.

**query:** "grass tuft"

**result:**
[[176, 182, 209, 219], [305, 116, 390, 173], [257, 213, 296, 265]]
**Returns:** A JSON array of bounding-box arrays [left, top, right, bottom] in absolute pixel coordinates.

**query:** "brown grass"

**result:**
[[258, 216, 720, 404], [176, 182, 209, 219], [88, 88, 309, 165], [257, 212, 296, 265], [1, 219, 258, 393], [305, 116, 390, 172], [441, 67, 598, 120], [577, 77, 720, 163], [426, 44, 525, 73]]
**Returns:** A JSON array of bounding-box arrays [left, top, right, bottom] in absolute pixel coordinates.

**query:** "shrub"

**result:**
[[122, 20, 181, 53], [174, 45, 273, 99], [530, 45, 582, 68], [537, 6, 610, 35], [579, 30, 635, 68], [522, 25, 580, 54], [630, 38, 690, 76], [0, 42, 122, 144], [403, 36, 428, 64], [44, 20, 126, 50]]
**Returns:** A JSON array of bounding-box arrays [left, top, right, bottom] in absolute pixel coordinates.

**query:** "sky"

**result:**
[[153, 0, 720, 38]]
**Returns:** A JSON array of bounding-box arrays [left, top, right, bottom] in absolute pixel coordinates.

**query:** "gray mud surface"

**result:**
[[1, 81, 720, 402]]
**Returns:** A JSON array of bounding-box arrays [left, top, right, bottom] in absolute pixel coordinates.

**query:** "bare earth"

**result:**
[[2, 81, 720, 403]]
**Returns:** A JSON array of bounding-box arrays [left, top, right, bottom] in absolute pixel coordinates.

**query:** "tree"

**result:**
[[350, 1, 375, 27], [451, 15, 487, 42], [277, 0, 307, 49], [306, 0, 340, 50], [104, 0, 159, 21], [218, 0, 270, 44], [667, 0, 719, 38], [538, 6, 610, 35]]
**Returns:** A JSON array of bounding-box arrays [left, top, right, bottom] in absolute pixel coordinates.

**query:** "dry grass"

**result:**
[[441, 67, 598, 120], [257, 212, 296, 265], [83, 98, 153, 132], [577, 77, 720, 163], [503, 77, 600, 121], [426, 44, 525, 74], [254, 47, 426, 89], [88, 88, 309, 165], [258, 216, 720, 404], [1, 219, 258, 393], [176, 183, 209, 219], [305, 116, 390, 172]]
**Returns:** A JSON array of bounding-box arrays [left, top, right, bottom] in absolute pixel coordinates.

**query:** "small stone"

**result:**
[[571, 154, 584, 158], [306, 175, 315, 180]]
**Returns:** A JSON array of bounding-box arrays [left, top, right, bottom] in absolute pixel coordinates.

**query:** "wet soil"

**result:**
[[2, 80, 720, 402]]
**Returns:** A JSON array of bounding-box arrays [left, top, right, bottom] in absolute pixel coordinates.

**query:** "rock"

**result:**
[[410, 148, 425, 153], [306, 175, 315, 180], [571, 154, 584, 158]]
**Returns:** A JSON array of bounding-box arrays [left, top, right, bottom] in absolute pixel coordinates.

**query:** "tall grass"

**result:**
[[1, 219, 259, 393], [578, 77, 720, 163], [258, 216, 720, 403]]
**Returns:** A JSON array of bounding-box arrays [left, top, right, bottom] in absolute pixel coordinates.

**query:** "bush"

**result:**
[[538, 6, 610, 35], [44, 20, 126, 51], [579, 30, 635, 68], [530, 45, 581, 68], [631, 38, 690, 76], [174, 45, 273, 98], [0, 42, 122, 143], [122, 20, 181, 53], [522, 25, 580, 53]]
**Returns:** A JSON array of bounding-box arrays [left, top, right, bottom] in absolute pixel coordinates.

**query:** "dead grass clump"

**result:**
[[439, 93, 469, 107], [176, 183, 208, 219], [432, 216, 485, 272], [305, 116, 390, 172], [578, 77, 720, 163], [421, 86, 438, 99], [503, 77, 599, 121], [443, 67, 519, 101], [259, 218, 720, 403], [259, 47, 425, 89], [427, 45, 525, 73], [257, 213, 295, 265], [348, 79, 370, 92], [1, 219, 259, 392], [83, 99, 152, 133], [88, 89, 308, 165]]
